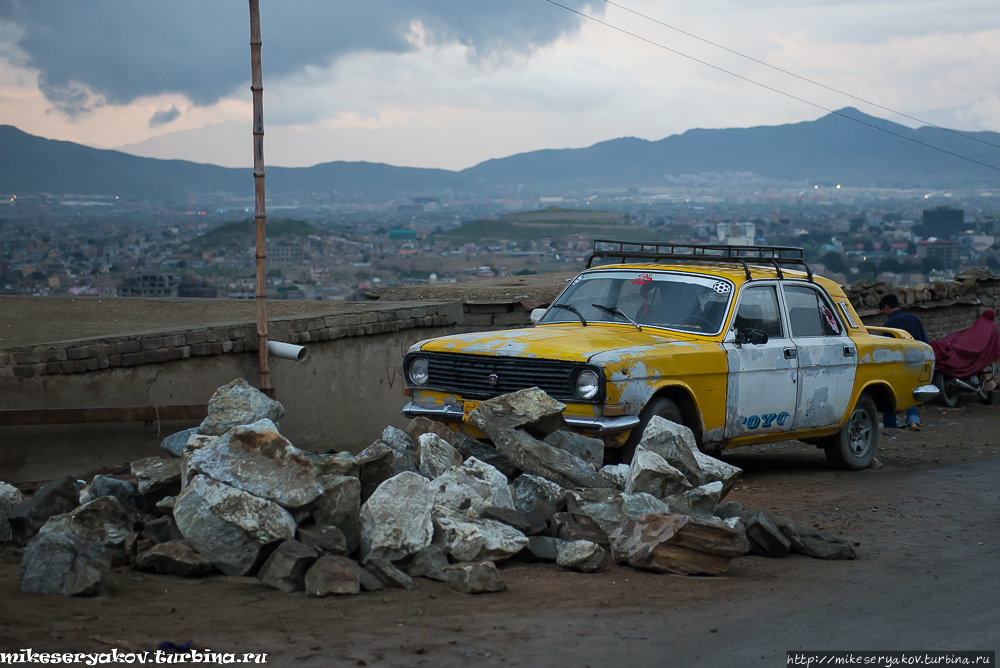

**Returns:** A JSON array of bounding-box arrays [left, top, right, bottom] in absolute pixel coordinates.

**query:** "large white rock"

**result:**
[[0, 482, 25, 543], [692, 451, 742, 498], [637, 417, 703, 482], [173, 475, 296, 576], [417, 434, 463, 480], [625, 446, 692, 499], [432, 457, 514, 517], [188, 418, 324, 509], [663, 482, 724, 518], [359, 472, 435, 563], [198, 378, 286, 436], [311, 475, 361, 553], [556, 540, 606, 572], [38, 496, 145, 549], [432, 505, 528, 563], [598, 464, 629, 491], [379, 426, 419, 474]]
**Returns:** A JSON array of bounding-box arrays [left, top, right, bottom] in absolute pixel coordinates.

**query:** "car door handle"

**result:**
[[844, 346, 856, 357], [783, 347, 797, 359]]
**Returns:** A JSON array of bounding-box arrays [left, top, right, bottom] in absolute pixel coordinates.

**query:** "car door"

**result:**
[[723, 284, 798, 439], [782, 284, 858, 431]]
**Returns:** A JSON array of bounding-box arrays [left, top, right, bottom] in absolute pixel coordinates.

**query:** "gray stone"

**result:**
[[566, 489, 628, 538], [405, 545, 450, 581], [131, 457, 182, 502], [405, 416, 519, 479], [480, 507, 547, 536], [305, 556, 361, 596], [173, 474, 296, 576], [432, 505, 529, 563], [258, 540, 320, 593], [180, 434, 218, 489], [744, 509, 791, 557], [521, 536, 563, 562], [443, 561, 506, 594], [358, 568, 384, 591], [512, 474, 567, 517], [188, 419, 324, 510], [161, 427, 198, 458], [155, 496, 176, 517], [198, 378, 286, 436], [621, 492, 671, 522], [610, 513, 749, 575], [692, 451, 742, 498], [490, 429, 605, 490], [469, 387, 566, 436], [543, 431, 604, 469], [311, 476, 361, 554], [636, 416, 703, 482], [662, 482, 724, 518], [556, 540, 606, 572], [780, 521, 857, 560], [380, 426, 419, 474], [0, 482, 25, 543], [38, 496, 146, 551], [356, 449, 394, 503], [20, 529, 112, 595], [6, 476, 81, 546], [88, 475, 146, 512], [302, 451, 359, 478], [143, 516, 184, 546], [417, 433, 463, 480], [363, 555, 415, 589], [551, 512, 610, 545], [296, 525, 348, 556], [432, 457, 514, 517], [598, 464, 629, 491], [359, 472, 434, 563], [714, 500, 747, 521], [626, 447, 692, 500], [133, 540, 212, 577]]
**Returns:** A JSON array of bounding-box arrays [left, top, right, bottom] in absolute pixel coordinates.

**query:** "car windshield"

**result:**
[[540, 270, 734, 334]]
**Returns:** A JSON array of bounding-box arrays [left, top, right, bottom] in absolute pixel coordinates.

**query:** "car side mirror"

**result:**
[[530, 308, 546, 324], [735, 328, 768, 345]]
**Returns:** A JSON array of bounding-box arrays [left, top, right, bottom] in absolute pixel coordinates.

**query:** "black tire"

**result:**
[[934, 371, 958, 407], [623, 396, 684, 463], [979, 390, 994, 406], [824, 393, 879, 470]]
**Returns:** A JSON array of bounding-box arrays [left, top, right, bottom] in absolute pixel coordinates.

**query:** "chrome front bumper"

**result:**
[[913, 385, 940, 402], [400, 402, 640, 436]]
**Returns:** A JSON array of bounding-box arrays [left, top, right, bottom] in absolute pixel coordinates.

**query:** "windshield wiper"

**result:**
[[551, 303, 588, 326], [591, 303, 642, 331]]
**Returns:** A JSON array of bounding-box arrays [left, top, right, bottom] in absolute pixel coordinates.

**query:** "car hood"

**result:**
[[413, 324, 709, 364]]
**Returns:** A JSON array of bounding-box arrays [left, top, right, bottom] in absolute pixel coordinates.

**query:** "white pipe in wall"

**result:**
[[267, 341, 308, 361]]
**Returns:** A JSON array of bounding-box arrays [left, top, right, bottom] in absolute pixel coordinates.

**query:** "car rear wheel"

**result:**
[[824, 393, 878, 470], [623, 396, 684, 464]]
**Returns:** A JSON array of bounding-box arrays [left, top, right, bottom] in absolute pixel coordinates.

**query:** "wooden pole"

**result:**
[[248, 0, 273, 397]]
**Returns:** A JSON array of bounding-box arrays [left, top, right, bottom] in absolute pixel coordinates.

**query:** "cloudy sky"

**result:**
[[0, 0, 998, 170]]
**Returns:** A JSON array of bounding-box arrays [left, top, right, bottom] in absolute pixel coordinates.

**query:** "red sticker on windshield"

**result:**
[[823, 306, 840, 334], [632, 274, 653, 285]]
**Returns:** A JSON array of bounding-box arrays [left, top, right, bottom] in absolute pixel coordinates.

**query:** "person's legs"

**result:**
[[906, 407, 920, 431], [883, 412, 898, 429]]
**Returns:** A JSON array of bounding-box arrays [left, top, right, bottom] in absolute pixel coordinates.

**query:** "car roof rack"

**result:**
[[586, 238, 813, 282]]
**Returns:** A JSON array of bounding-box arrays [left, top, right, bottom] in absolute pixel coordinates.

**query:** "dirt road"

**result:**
[[1, 403, 997, 666]]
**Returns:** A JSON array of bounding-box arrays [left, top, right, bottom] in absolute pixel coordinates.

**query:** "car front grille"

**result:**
[[412, 352, 599, 402]]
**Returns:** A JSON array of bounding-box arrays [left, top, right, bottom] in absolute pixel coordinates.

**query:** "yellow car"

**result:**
[[402, 240, 938, 470]]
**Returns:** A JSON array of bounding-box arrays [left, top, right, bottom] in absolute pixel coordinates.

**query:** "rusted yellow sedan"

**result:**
[[402, 240, 938, 469]]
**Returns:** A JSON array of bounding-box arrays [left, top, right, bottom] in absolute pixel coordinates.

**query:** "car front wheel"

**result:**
[[824, 393, 878, 470]]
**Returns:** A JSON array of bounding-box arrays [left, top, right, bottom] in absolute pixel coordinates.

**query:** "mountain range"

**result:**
[[1, 108, 997, 199]]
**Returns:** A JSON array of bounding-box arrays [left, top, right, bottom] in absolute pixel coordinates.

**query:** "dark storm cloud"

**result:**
[[0, 0, 599, 115], [149, 105, 180, 128]]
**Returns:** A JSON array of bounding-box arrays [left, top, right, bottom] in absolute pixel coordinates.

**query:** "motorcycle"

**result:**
[[930, 309, 1000, 407]]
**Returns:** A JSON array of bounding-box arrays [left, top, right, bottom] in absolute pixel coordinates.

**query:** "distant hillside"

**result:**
[[2, 109, 998, 198], [195, 218, 326, 250], [441, 208, 658, 243]]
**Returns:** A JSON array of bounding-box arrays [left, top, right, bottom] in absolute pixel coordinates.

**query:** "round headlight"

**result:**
[[576, 369, 600, 400], [408, 357, 429, 385]]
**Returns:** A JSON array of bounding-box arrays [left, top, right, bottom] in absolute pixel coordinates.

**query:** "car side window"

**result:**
[[734, 286, 784, 339], [784, 286, 842, 337]]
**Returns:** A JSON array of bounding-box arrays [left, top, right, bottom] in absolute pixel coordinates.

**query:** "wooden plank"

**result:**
[[0, 405, 208, 426]]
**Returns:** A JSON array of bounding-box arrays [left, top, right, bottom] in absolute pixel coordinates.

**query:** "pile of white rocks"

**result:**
[[2, 381, 854, 598]]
